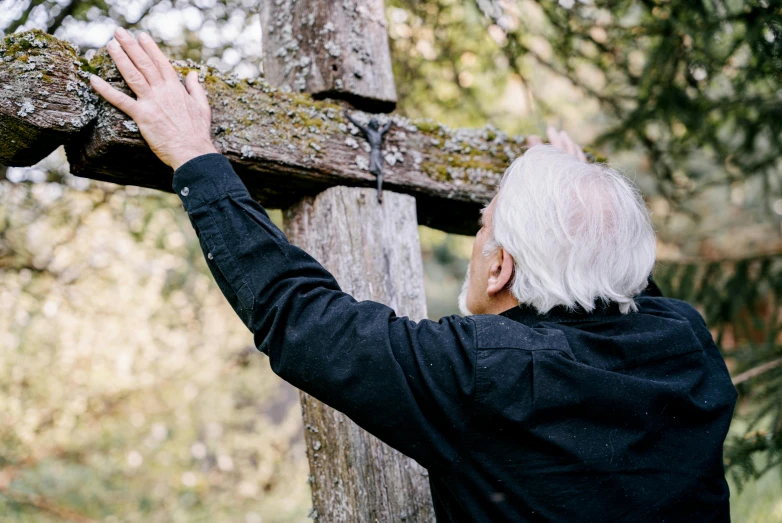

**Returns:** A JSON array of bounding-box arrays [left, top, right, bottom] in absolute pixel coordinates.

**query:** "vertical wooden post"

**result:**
[[262, 0, 434, 520], [260, 0, 397, 113], [284, 188, 434, 522]]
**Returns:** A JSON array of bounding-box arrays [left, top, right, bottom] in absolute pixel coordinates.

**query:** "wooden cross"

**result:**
[[0, 3, 531, 520]]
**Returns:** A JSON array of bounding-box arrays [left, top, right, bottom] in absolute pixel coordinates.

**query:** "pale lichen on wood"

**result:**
[[261, 0, 398, 112], [0, 30, 97, 166]]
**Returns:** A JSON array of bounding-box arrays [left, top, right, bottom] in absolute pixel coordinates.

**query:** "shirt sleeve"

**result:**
[[171, 153, 477, 470]]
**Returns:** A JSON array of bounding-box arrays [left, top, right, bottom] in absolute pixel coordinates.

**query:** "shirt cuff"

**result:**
[[172, 153, 249, 212]]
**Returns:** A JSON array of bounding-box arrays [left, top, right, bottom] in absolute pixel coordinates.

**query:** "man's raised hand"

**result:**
[[527, 126, 588, 163], [89, 27, 218, 170]]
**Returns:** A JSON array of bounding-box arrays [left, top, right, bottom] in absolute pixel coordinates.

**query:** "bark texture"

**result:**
[[0, 30, 97, 166], [284, 187, 434, 523], [261, 0, 397, 113], [0, 31, 531, 235]]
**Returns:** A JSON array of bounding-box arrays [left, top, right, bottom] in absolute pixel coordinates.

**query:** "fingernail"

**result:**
[[116, 27, 129, 37], [107, 40, 118, 51], [139, 32, 150, 42]]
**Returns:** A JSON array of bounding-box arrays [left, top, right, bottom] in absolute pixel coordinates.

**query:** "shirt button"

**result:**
[[180, 187, 190, 196], [207, 252, 213, 260]]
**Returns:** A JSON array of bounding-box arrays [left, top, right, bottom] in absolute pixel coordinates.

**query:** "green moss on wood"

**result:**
[[414, 120, 441, 134], [87, 49, 118, 76], [422, 162, 453, 182], [300, 115, 325, 128], [1, 29, 78, 60], [449, 156, 499, 171], [78, 58, 99, 75]]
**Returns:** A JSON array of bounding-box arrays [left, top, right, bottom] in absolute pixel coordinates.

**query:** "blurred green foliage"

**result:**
[[654, 254, 782, 495], [389, 0, 782, 206], [0, 150, 310, 522]]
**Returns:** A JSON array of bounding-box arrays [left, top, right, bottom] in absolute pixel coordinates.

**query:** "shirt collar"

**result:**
[[498, 300, 625, 326]]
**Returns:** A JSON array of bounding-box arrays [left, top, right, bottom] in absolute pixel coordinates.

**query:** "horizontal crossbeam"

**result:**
[[0, 30, 533, 235]]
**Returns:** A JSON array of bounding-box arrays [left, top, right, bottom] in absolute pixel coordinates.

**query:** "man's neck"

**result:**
[[484, 291, 520, 315]]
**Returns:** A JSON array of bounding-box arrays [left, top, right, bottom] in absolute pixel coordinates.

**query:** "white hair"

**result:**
[[484, 144, 656, 315]]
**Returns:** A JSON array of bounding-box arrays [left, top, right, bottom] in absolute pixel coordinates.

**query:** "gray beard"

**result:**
[[458, 262, 473, 316]]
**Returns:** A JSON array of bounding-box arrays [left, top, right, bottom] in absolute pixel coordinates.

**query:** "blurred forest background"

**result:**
[[1, 0, 782, 521]]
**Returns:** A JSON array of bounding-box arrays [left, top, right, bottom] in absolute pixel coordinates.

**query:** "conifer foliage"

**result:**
[[656, 256, 782, 490]]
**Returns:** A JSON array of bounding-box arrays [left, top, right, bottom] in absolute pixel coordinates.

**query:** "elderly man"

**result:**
[[90, 28, 738, 522]]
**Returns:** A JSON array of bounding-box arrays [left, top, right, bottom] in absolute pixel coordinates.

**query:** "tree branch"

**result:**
[[732, 357, 782, 386], [0, 486, 97, 523]]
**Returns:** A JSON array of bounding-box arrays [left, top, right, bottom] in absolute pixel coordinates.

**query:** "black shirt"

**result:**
[[173, 153, 738, 522]]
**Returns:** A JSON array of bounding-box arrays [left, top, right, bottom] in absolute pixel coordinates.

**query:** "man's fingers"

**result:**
[[114, 27, 163, 86], [106, 40, 150, 96], [559, 130, 578, 157], [576, 144, 588, 163], [557, 130, 572, 155], [547, 126, 563, 150], [544, 126, 589, 163], [560, 130, 588, 162], [137, 32, 179, 82], [185, 71, 210, 115], [90, 74, 138, 116]]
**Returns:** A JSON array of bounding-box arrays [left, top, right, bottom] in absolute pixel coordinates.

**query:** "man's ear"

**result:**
[[487, 247, 514, 296]]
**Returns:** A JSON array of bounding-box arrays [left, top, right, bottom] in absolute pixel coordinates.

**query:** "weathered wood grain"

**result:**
[[284, 187, 435, 523], [0, 30, 97, 166], [261, 0, 397, 113], [1, 30, 530, 235], [69, 50, 519, 235]]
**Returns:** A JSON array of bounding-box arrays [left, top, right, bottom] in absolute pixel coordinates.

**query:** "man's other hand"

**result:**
[[89, 27, 218, 170], [527, 126, 588, 163]]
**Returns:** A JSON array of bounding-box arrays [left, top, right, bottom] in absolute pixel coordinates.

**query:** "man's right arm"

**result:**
[[173, 153, 478, 471]]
